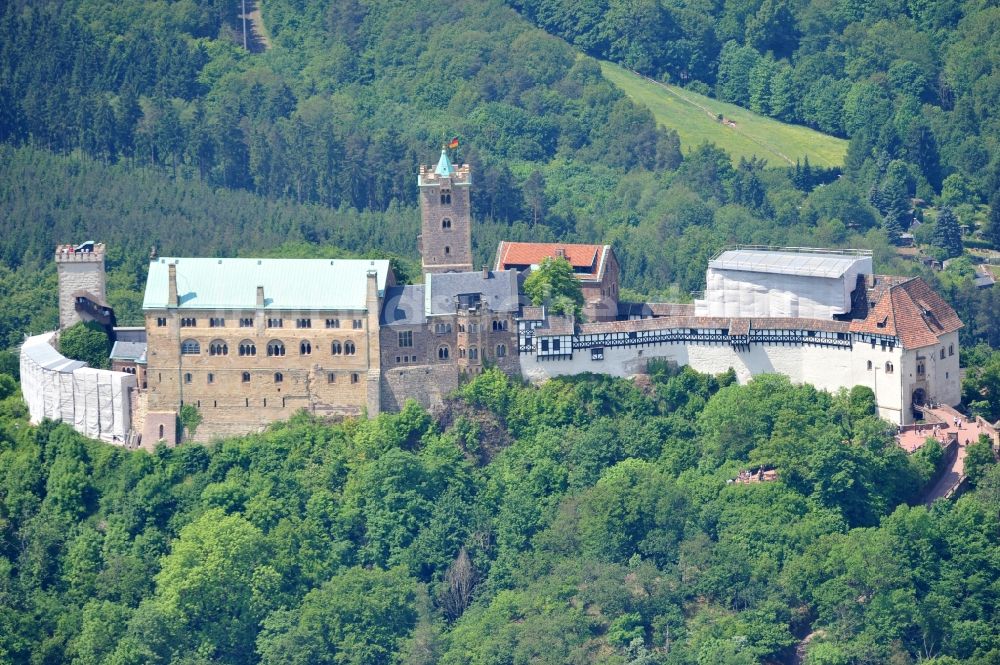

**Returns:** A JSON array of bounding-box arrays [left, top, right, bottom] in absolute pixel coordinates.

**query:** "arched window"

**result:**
[[867, 360, 873, 370], [209, 340, 228, 356], [459, 347, 466, 358], [239, 341, 256, 357], [445, 246, 451, 255], [207, 373, 214, 384], [242, 372, 251, 383], [158, 424, 164, 439], [344, 340, 356, 355], [496, 344, 506, 357], [274, 372, 283, 383], [885, 361, 894, 373], [300, 340, 311, 355], [438, 345, 449, 360], [184, 372, 192, 383], [940, 348, 946, 360], [331, 341, 342, 355], [442, 218, 452, 229], [948, 344, 954, 356], [440, 190, 451, 205], [181, 339, 200, 355], [267, 340, 286, 357], [469, 347, 478, 360]]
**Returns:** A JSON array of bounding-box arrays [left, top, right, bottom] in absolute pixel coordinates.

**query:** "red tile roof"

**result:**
[[648, 302, 695, 316], [729, 318, 750, 336], [495, 241, 610, 280], [849, 276, 962, 349]]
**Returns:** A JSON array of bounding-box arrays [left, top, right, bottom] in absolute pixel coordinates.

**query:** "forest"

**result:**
[[0, 366, 998, 664], [1, 0, 1000, 661]]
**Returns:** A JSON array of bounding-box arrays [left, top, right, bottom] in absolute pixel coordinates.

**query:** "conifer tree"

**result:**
[[987, 191, 1000, 249], [933, 206, 963, 258], [883, 203, 906, 245]]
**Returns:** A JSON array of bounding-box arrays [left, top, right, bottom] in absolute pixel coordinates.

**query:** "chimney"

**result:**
[[168, 263, 178, 307], [256, 285, 265, 309], [482, 265, 489, 279], [555, 247, 566, 259]]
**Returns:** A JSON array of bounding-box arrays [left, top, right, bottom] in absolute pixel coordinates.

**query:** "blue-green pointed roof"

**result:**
[[434, 149, 456, 177]]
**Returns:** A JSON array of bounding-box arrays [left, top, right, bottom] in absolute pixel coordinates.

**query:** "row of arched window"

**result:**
[[435, 344, 506, 361], [181, 370, 361, 385], [182, 339, 357, 357]]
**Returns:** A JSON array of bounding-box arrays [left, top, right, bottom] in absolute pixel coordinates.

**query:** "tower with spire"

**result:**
[[417, 148, 473, 274]]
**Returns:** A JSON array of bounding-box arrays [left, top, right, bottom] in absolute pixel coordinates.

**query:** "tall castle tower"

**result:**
[[418, 149, 473, 274], [55, 241, 107, 329]]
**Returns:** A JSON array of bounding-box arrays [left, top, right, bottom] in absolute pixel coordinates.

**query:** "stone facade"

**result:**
[[380, 364, 460, 412], [418, 151, 473, 274], [56, 242, 107, 330], [581, 250, 620, 322], [144, 269, 385, 441]]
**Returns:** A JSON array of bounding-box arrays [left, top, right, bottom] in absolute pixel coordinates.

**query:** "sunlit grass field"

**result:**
[[600, 60, 849, 168]]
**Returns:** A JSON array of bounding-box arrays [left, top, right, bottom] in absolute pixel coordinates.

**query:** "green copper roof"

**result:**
[[143, 258, 391, 311], [434, 149, 456, 177]]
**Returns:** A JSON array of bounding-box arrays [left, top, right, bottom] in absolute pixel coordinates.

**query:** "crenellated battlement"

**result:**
[[55, 242, 106, 262]]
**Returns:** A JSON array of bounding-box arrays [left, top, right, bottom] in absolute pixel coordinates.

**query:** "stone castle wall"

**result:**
[[380, 364, 461, 413]]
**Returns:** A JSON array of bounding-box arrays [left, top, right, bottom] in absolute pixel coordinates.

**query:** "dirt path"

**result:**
[[241, 0, 271, 52]]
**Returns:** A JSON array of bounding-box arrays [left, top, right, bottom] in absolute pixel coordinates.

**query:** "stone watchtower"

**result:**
[[418, 149, 473, 273], [55, 241, 108, 329]]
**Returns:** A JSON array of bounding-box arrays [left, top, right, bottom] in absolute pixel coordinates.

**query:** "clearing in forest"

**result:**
[[599, 60, 848, 168]]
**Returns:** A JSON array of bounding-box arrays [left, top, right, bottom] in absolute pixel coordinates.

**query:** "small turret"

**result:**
[[55, 242, 107, 329]]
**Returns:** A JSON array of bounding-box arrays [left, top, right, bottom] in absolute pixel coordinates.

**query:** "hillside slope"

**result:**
[[599, 60, 848, 167]]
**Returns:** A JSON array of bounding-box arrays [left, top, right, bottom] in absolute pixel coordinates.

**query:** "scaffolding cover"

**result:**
[[20, 332, 135, 443]]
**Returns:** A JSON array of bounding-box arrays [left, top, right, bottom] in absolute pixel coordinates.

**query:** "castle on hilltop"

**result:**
[[21, 149, 963, 446]]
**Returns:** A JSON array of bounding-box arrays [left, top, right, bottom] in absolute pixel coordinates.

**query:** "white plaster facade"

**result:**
[[520, 336, 921, 423]]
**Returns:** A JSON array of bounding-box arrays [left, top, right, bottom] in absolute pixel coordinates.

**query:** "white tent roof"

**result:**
[[21, 332, 86, 372], [710, 249, 866, 279]]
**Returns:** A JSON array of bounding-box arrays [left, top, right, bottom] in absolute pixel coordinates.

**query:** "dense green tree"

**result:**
[[523, 256, 585, 319], [152, 509, 276, 663], [58, 322, 111, 369], [986, 191, 1000, 248], [964, 436, 997, 487], [257, 566, 417, 665], [716, 41, 760, 106]]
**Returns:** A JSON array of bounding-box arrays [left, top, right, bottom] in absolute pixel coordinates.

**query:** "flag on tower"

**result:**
[[448, 137, 460, 149]]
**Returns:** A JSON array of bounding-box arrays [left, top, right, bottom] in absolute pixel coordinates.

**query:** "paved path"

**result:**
[[902, 404, 999, 504], [924, 444, 966, 504]]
